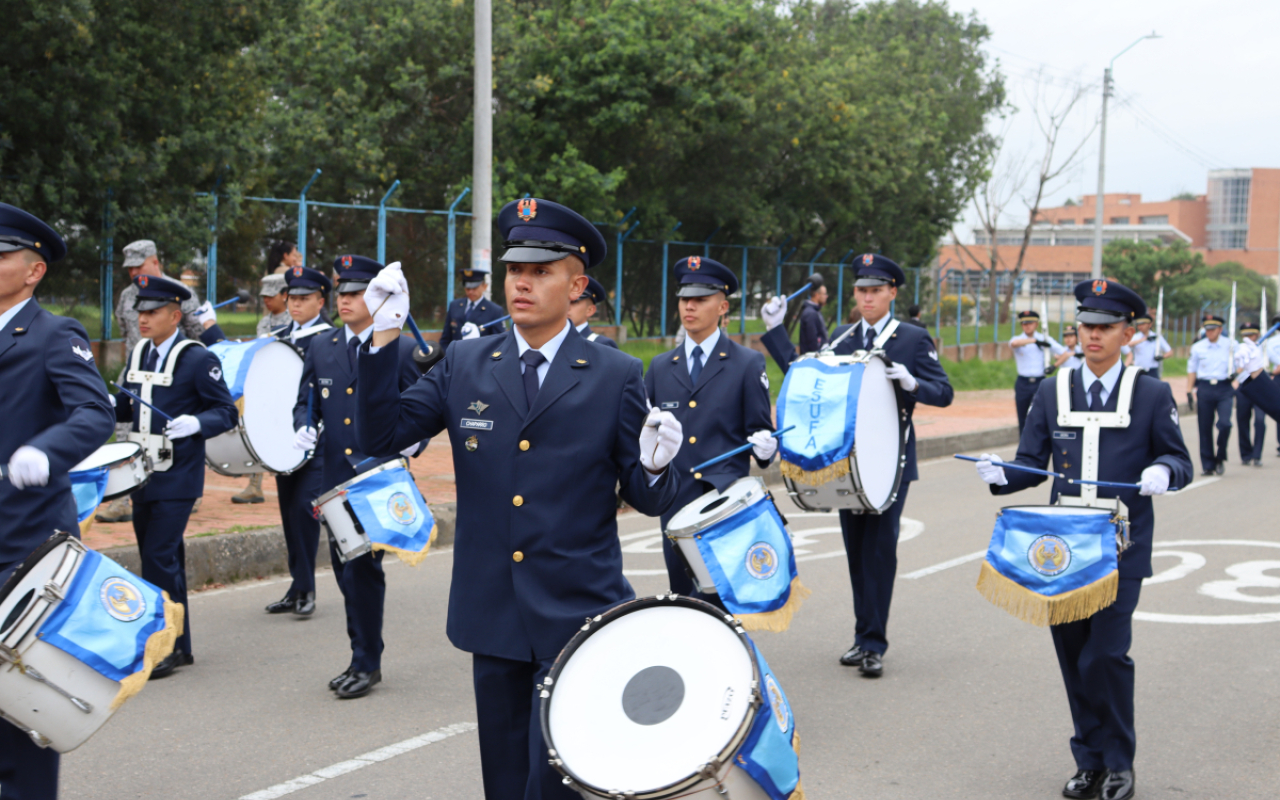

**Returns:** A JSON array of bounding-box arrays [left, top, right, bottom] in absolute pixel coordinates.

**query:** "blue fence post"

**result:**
[[661, 222, 680, 339], [835, 250, 854, 323], [955, 270, 962, 354], [377, 180, 401, 265], [703, 226, 720, 259], [101, 188, 114, 341], [776, 236, 792, 298], [616, 208, 638, 329], [739, 246, 748, 336], [446, 187, 471, 308], [297, 169, 322, 267]]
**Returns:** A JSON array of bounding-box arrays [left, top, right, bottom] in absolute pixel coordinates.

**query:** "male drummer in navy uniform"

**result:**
[[568, 275, 618, 348], [1010, 310, 1067, 432], [355, 197, 682, 799], [0, 203, 115, 800], [1233, 320, 1266, 467], [439, 265, 506, 349], [291, 255, 423, 699], [797, 275, 828, 353], [262, 266, 334, 618], [1186, 314, 1234, 476], [973, 279, 1191, 800], [113, 275, 238, 678], [644, 256, 775, 599], [759, 254, 953, 677]]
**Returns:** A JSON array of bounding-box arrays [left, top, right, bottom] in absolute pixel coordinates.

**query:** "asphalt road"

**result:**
[[60, 416, 1280, 799]]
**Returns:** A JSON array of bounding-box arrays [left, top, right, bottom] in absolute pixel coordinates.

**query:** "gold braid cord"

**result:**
[[975, 561, 1118, 627], [788, 729, 806, 800], [779, 458, 850, 487], [111, 591, 184, 710], [736, 578, 812, 633], [370, 523, 438, 568]]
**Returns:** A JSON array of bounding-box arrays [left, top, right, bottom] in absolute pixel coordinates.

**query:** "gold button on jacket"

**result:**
[[519, 440, 530, 451], [688, 436, 697, 444], [688, 400, 697, 408], [512, 551, 524, 562], [512, 495, 524, 507], [344, 448, 353, 455], [346, 387, 354, 395]]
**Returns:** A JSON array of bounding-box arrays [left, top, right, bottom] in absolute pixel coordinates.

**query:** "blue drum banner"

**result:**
[[208, 338, 272, 400], [977, 507, 1120, 626], [69, 468, 110, 533], [343, 467, 437, 566], [736, 642, 804, 800], [38, 549, 182, 708], [691, 499, 810, 632], [775, 359, 861, 485]]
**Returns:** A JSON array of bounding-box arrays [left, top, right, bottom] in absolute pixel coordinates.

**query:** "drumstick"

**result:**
[[954, 455, 1179, 492], [688, 425, 796, 474], [404, 314, 432, 355], [783, 274, 823, 304], [110, 382, 175, 422], [211, 296, 241, 310], [480, 315, 511, 330]]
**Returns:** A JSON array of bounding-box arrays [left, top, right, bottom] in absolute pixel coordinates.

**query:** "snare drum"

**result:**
[[778, 352, 906, 514], [312, 459, 418, 564], [70, 441, 151, 502], [665, 477, 786, 595], [205, 340, 311, 475], [542, 596, 800, 800]]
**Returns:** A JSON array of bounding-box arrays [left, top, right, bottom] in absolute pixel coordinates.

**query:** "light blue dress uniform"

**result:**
[[1011, 321, 1066, 432], [1234, 325, 1266, 464], [1187, 324, 1235, 472], [1130, 332, 1171, 372]]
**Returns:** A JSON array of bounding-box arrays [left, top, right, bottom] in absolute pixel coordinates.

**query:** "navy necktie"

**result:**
[[143, 345, 159, 372], [863, 324, 875, 352], [521, 350, 546, 408], [1088, 381, 1104, 411], [690, 345, 704, 384], [348, 335, 360, 371]]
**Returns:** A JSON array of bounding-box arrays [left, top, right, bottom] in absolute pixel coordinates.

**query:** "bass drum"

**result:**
[[206, 341, 311, 476]]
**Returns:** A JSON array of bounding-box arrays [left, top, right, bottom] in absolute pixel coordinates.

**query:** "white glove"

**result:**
[[7, 446, 50, 490], [460, 322, 480, 340], [748, 429, 778, 462], [975, 452, 1008, 486], [761, 296, 786, 329], [195, 301, 217, 326], [109, 393, 117, 408], [164, 415, 201, 440], [639, 408, 682, 472], [1139, 464, 1171, 496], [885, 361, 918, 393], [365, 261, 410, 332], [1233, 337, 1264, 375], [294, 426, 318, 450], [400, 442, 421, 458]]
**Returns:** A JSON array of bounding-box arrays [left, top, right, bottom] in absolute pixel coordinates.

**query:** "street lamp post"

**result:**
[[1090, 32, 1160, 279], [472, 0, 493, 286]]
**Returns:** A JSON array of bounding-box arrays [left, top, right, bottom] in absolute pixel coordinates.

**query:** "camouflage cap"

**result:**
[[122, 239, 157, 268]]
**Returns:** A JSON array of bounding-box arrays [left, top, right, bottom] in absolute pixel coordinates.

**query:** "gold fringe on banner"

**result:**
[[78, 516, 94, 537], [737, 578, 812, 633], [111, 592, 184, 710], [788, 729, 806, 800], [234, 396, 245, 416], [371, 523, 438, 568], [779, 458, 850, 487], [976, 560, 1118, 627]]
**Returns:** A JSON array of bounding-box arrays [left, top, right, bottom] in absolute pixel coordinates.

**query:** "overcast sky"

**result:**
[[954, 0, 1279, 236]]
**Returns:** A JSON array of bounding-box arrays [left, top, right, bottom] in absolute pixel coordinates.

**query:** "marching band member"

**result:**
[[1009, 310, 1067, 432], [234, 274, 292, 506], [1234, 321, 1266, 467], [263, 266, 334, 617], [760, 254, 952, 677], [1060, 325, 1084, 371], [112, 275, 238, 677], [644, 256, 775, 600], [291, 256, 423, 698], [356, 198, 681, 798], [973, 279, 1191, 800], [0, 203, 115, 800], [1124, 314, 1171, 376], [568, 274, 618, 348], [1186, 314, 1234, 476], [439, 265, 506, 348], [797, 276, 829, 353]]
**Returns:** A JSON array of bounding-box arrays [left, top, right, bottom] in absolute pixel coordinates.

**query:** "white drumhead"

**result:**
[[71, 442, 141, 473], [242, 342, 307, 473], [666, 477, 765, 536], [852, 358, 902, 509], [548, 605, 755, 792]]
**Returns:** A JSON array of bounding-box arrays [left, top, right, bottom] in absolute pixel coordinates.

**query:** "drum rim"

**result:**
[[0, 532, 76, 605], [69, 441, 144, 474], [665, 476, 768, 539], [999, 504, 1117, 516], [312, 458, 411, 509], [540, 594, 762, 799]]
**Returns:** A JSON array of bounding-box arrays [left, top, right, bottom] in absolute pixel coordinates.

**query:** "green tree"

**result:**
[[1102, 239, 1271, 321], [1101, 239, 1201, 304]]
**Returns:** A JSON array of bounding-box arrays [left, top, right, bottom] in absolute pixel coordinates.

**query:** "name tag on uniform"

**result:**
[[318, 378, 333, 386], [1052, 431, 1077, 440], [660, 401, 680, 410], [461, 418, 493, 430]]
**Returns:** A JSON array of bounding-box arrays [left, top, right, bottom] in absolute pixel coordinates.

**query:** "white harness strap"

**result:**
[[290, 322, 333, 343], [873, 318, 901, 349], [1054, 366, 1139, 510], [125, 338, 204, 472], [586, 332, 600, 343]]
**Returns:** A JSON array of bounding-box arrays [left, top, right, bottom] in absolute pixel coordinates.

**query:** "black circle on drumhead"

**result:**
[[698, 495, 731, 515], [622, 665, 685, 726], [1, 588, 34, 635]]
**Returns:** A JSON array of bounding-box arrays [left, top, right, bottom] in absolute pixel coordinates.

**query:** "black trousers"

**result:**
[[472, 653, 578, 800], [276, 460, 324, 597], [327, 537, 385, 672], [1195, 380, 1233, 471], [1051, 577, 1142, 772], [0, 562, 59, 800], [1236, 388, 1266, 461], [132, 497, 195, 656], [1015, 376, 1044, 432], [839, 482, 909, 655]]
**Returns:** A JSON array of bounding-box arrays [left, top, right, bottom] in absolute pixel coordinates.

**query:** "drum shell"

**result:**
[[71, 442, 151, 502], [205, 426, 265, 476], [312, 460, 409, 563], [665, 477, 778, 596], [205, 340, 311, 476]]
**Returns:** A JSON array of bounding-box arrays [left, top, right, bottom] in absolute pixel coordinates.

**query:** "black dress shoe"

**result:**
[[293, 592, 315, 617], [149, 651, 193, 680], [1100, 769, 1134, 800], [1201, 469, 1216, 477], [1215, 461, 1225, 475], [265, 593, 296, 614], [336, 670, 381, 699], [839, 645, 867, 667], [329, 667, 354, 692], [1063, 769, 1106, 799], [858, 652, 883, 677]]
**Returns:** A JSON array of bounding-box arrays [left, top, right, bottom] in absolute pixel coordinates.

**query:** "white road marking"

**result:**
[[901, 550, 986, 580], [238, 722, 477, 800]]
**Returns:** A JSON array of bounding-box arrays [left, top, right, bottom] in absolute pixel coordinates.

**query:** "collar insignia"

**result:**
[[468, 400, 489, 415], [517, 198, 537, 221]]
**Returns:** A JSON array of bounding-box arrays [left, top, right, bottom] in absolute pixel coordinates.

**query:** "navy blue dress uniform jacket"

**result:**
[[115, 341, 238, 501], [438, 296, 506, 349], [761, 320, 953, 483], [294, 330, 422, 491], [355, 325, 679, 661], [0, 301, 115, 567], [580, 324, 618, 349], [797, 300, 828, 353], [1237, 372, 1280, 422], [991, 367, 1193, 578]]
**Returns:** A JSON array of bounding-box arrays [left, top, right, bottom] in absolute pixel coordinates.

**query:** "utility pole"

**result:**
[[472, 0, 493, 296], [1090, 32, 1160, 280]]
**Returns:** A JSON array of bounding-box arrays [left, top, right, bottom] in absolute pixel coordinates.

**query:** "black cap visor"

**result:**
[[501, 240, 588, 266], [337, 280, 371, 293], [287, 286, 325, 296], [854, 276, 893, 287], [134, 297, 181, 312]]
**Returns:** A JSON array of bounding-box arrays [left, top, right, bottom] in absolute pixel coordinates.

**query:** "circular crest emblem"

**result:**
[[765, 674, 790, 732], [137, 275, 149, 287], [100, 577, 147, 622], [745, 542, 779, 580], [387, 491, 417, 525], [517, 198, 538, 221], [465, 435, 478, 452], [862, 253, 874, 266], [1028, 534, 1072, 577]]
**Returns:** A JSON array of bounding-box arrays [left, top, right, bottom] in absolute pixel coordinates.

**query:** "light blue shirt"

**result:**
[[1265, 337, 1280, 370], [514, 320, 571, 389], [145, 328, 183, 368], [684, 326, 721, 376], [1130, 331, 1171, 370], [1187, 335, 1234, 380], [0, 298, 32, 332], [1010, 331, 1066, 378], [344, 323, 373, 353], [1080, 359, 1123, 406], [857, 314, 891, 346]]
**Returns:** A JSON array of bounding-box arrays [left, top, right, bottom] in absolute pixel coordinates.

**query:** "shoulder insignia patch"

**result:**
[[209, 365, 223, 382], [928, 350, 938, 361], [69, 337, 94, 362], [1171, 406, 1179, 426], [761, 370, 769, 389]]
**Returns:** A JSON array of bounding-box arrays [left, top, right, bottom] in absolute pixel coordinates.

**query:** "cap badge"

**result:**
[[342, 256, 353, 268], [137, 276, 149, 287], [688, 256, 701, 271], [517, 198, 537, 221], [862, 254, 874, 266], [1092, 279, 1107, 296], [293, 266, 304, 277], [468, 400, 489, 415]]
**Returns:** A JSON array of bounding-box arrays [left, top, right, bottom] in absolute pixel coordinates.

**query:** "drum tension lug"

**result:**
[[41, 581, 65, 603]]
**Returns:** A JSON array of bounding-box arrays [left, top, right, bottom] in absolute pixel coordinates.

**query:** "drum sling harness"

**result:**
[[125, 338, 204, 472], [1054, 364, 1139, 514]]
